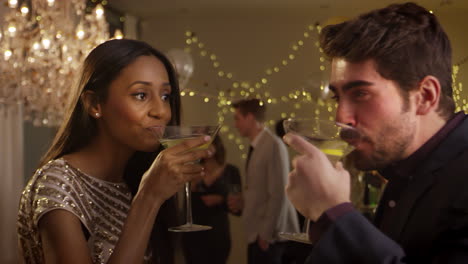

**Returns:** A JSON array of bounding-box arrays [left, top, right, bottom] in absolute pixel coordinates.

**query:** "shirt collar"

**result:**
[[251, 127, 267, 148]]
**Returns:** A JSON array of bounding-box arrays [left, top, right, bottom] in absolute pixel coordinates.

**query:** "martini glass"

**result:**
[[279, 118, 361, 244], [159, 125, 221, 232]]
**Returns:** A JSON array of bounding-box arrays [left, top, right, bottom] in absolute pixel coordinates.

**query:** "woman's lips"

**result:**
[[146, 126, 165, 137]]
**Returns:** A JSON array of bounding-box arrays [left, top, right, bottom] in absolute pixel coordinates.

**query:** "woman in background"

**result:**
[[17, 39, 212, 264], [182, 135, 241, 264]]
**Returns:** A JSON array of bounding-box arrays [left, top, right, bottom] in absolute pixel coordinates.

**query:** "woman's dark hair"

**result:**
[[211, 135, 226, 165], [320, 2, 454, 119], [39, 39, 181, 263]]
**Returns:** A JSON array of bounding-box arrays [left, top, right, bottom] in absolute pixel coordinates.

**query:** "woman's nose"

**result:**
[[149, 97, 171, 120]]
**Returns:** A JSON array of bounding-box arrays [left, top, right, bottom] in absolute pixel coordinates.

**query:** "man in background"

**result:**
[[229, 99, 299, 264]]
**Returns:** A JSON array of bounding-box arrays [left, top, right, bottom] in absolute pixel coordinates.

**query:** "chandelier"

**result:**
[[0, 0, 122, 126]]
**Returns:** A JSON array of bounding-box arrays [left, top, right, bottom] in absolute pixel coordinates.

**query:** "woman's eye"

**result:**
[[161, 93, 171, 102], [133, 93, 146, 100]]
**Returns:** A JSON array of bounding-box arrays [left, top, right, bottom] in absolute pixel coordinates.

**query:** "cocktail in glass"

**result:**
[[159, 125, 221, 232], [279, 118, 360, 244]]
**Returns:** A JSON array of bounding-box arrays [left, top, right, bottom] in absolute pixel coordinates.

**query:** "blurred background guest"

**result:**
[[182, 135, 241, 264]]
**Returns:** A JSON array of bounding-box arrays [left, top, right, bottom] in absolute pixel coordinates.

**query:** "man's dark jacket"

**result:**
[[306, 115, 468, 263]]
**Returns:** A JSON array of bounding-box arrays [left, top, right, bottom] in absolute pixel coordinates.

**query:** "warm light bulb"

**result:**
[[20, 4, 29, 15], [32, 42, 40, 50], [47, 0, 55, 6], [113, 29, 123, 39], [8, 0, 18, 8], [4, 50, 12, 60], [41, 39, 51, 49], [95, 4, 104, 19], [76, 28, 85, 40], [8, 25, 16, 37]]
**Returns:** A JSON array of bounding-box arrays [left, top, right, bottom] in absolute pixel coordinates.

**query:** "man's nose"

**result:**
[[335, 102, 356, 127]]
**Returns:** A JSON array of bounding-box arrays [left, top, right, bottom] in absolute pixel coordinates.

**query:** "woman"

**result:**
[[182, 135, 241, 264], [17, 39, 212, 263]]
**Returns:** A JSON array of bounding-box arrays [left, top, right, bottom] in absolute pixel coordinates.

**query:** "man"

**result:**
[[229, 99, 299, 264], [285, 2, 468, 263]]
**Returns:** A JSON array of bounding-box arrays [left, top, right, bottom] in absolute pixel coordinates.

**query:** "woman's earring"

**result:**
[[95, 112, 100, 118]]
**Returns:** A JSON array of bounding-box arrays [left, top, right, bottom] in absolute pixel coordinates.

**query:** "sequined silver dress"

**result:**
[[17, 158, 141, 263]]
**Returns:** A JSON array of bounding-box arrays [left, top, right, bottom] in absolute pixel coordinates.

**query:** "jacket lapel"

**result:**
[[384, 117, 468, 240]]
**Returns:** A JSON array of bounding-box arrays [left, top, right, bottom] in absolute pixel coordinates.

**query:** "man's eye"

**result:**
[[354, 90, 368, 98]]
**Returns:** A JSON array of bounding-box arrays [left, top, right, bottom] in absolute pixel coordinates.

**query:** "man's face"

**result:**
[[330, 58, 417, 170], [234, 109, 251, 138]]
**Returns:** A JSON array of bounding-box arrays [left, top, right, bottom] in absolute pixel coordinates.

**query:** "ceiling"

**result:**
[[109, 0, 468, 19]]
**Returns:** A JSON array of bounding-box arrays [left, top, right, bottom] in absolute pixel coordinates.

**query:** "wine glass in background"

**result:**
[[279, 118, 361, 244], [159, 125, 221, 232]]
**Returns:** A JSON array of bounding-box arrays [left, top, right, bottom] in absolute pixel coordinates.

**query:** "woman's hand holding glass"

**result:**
[[138, 135, 212, 204]]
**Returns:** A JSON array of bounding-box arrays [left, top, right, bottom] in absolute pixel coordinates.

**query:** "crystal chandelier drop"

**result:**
[[0, 0, 121, 126]]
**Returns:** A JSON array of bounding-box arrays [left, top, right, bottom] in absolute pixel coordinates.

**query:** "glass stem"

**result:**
[[304, 218, 310, 234], [185, 182, 193, 225]]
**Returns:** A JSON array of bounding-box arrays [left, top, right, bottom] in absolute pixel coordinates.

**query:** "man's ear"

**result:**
[[246, 112, 256, 123], [415, 75, 441, 115], [81, 90, 102, 118]]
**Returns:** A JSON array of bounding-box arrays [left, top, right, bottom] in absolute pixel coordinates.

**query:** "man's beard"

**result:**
[[347, 117, 415, 171]]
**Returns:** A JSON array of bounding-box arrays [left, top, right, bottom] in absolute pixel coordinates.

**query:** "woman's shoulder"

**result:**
[[28, 158, 80, 187], [19, 158, 91, 231]]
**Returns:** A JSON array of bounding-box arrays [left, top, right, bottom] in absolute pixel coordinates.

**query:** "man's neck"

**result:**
[[248, 124, 264, 143], [402, 113, 447, 159]]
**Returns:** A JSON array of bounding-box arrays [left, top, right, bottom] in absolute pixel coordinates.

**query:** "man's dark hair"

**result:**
[[320, 2, 454, 119], [232, 98, 266, 122]]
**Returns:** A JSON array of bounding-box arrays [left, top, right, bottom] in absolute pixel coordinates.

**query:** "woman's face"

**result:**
[[98, 55, 172, 152]]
